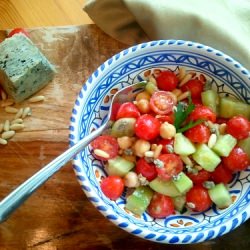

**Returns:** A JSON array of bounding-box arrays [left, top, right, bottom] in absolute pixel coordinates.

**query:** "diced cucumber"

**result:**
[[111, 118, 136, 137], [212, 134, 237, 157], [192, 144, 221, 172], [219, 97, 250, 119], [149, 177, 181, 197], [174, 133, 196, 155], [172, 172, 193, 194], [238, 137, 250, 158], [106, 156, 135, 177], [208, 183, 232, 209], [201, 89, 219, 114], [125, 186, 153, 215], [172, 195, 186, 213]]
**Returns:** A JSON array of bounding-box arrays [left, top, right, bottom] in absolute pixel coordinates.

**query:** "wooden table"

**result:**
[[0, 25, 249, 250]]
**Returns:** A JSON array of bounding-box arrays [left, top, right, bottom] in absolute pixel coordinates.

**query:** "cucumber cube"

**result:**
[[149, 177, 181, 197], [172, 195, 186, 213], [201, 89, 219, 114], [174, 133, 196, 155], [172, 172, 193, 194], [212, 134, 237, 157], [208, 183, 232, 209], [192, 144, 221, 172], [125, 186, 153, 215], [238, 137, 250, 159], [107, 156, 135, 177]]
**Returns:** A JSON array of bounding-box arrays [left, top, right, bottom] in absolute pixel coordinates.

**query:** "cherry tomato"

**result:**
[[116, 102, 140, 120], [155, 114, 174, 124], [110, 103, 121, 121], [226, 115, 250, 140], [150, 91, 177, 115], [156, 154, 183, 180], [210, 163, 233, 184], [156, 71, 179, 91], [8, 28, 29, 38], [188, 105, 216, 123], [135, 158, 157, 181], [100, 176, 124, 200], [181, 79, 204, 99], [223, 147, 249, 172], [186, 186, 212, 212], [157, 139, 174, 153], [187, 169, 211, 185], [147, 193, 174, 218], [135, 114, 160, 140], [184, 123, 211, 143], [91, 135, 119, 160]]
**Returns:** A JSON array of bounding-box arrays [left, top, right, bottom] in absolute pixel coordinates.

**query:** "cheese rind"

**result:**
[[0, 34, 55, 102]]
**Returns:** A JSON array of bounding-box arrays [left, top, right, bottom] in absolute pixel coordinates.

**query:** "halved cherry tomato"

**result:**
[[210, 163, 233, 184], [226, 115, 250, 140], [135, 114, 160, 140], [181, 79, 204, 99], [187, 169, 211, 185], [186, 186, 212, 212], [150, 91, 177, 115], [91, 135, 118, 160], [188, 105, 216, 123], [8, 28, 29, 38], [184, 123, 211, 143], [135, 158, 157, 181], [116, 102, 140, 120], [156, 71, 179, 91], [156, 154, 183, 180], [100, 176, 124, 200], [157, 139, 174, 153], [147, 193, 175, 218], [223, 147, 249, 172]]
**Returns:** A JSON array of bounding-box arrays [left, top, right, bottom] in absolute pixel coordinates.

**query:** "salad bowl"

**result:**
[[69, 40, 250, 244]]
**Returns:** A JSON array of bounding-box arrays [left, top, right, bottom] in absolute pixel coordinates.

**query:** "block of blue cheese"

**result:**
[[0, 34, 56, 102]]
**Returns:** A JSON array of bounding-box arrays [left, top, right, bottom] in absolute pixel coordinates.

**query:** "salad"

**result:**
[[90, 68, 250, 219]]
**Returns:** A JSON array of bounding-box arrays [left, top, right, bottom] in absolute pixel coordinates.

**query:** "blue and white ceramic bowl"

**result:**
[[69, 40, 250, 244]]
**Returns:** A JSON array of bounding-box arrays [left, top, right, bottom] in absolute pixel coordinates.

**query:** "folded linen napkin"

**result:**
[[84, 0, 250, 70]]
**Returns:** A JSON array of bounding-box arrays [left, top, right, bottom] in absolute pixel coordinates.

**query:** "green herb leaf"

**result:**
[[177, 119, 204, 133]]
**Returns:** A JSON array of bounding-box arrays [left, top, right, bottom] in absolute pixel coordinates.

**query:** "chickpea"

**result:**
[[136, 99, 150, 113], [160, 122, 176, 139], [124, 172, 140, 188], [135, 91, 151, 101], [117, 136, 133, 149], [133, 139, 151, 157]]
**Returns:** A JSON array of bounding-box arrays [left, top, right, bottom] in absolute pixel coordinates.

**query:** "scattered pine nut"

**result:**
[[11, 118, 23, 125], [5, 106, 18, 114], [3, 120, 10, 132], [0, 123, 3, 133], [177, 91, 190, 101], [1, 99, 14, 107], [10, 123, 25, 131], [15, 108, 23, 119], [172, 88, 182, 97], [0, 89, 7, 100], [194, 165, 203, 171], [0, 138, 7, 145], [219, 123, 227, 135], [144, 151, 154, 158], [93, 149, 110, 159], [1, 130, 15, 140], [179, 73, 193, 87], [28, 95, 45, 103], [178, 67, 186, 81], [154, 144, 163, 159], [22, 107, 32, 118], [180, 155, 193, 167], [208, 134, 217, 148]]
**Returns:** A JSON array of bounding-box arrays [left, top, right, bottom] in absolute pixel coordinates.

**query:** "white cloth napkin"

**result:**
[[84, 0, 250, 70]]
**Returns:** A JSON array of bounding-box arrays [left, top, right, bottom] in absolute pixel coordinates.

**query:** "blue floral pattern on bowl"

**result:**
[[69, 40, 250, 244]]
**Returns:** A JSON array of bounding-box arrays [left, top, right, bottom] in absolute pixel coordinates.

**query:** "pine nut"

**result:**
[[10, 123, 25, 131], [179, 73, 193, 87], [172, 88, 182, 97], [154, 144, 163, 159], [15, 108, 23, 119], [177, 91, 190, 101], [93, 149, 110, 159], [178, 67, 186, 81], [208, 134, 217, 148], [28, 95, 45, 103], [22, 107, 32, 118], [0, 123, 3, 133], [144, 151, 154, 157], [3, 120, 10, 132], [2, 130, 15, 140], [219, 123, 227, 135], [0, 138, 7, 145], [5, 106, 18, 114], [1, 99, 14, 107], [180, 155, 193, 167], [11, 118, 23, 125], [0, 89, 7, 100], [194, 165, 203, 171]]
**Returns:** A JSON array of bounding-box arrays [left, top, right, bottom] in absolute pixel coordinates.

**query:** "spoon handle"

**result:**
[[0, 125, 104, 223]]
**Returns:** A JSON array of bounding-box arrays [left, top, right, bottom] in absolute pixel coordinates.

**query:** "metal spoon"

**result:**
[[0, 81, 146, 222]]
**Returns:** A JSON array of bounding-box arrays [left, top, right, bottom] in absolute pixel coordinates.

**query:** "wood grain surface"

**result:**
[[0, 25, 249, 250]]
